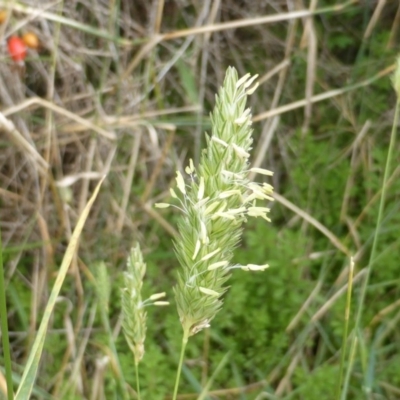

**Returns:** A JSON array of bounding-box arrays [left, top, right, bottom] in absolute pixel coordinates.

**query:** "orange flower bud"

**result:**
[[22, 32, 39, 49], [0, 10, 7, 24]]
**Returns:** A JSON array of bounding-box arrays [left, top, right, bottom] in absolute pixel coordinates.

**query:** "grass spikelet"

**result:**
[[121, 243, 168, 365], [172, 67, 274, 337], [121, 244, 148, 365]]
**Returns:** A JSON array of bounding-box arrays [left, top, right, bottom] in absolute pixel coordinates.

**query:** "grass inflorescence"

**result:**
[[161, 68, 274, 338], [155, 67, 274, 399]]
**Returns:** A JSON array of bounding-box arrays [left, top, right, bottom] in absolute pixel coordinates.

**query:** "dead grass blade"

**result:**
[[273, 192, 350, 256], [253, 64, 396, 122], [15, 176, 105, 400], [0, 111, 48, 174], [3, 97, 116, 140]]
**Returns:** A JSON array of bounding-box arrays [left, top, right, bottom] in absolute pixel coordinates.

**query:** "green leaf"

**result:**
[[176, 60, 199, 105]]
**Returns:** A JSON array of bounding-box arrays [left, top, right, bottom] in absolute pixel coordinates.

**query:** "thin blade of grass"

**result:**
[[0, 228, 13, 400], [253, 64, 396, 122], [197, 352, 230, 400], [15, 176, 106, 400], [335, 258, 355, 399]]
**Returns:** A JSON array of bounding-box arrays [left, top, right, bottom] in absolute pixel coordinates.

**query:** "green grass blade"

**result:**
[[0, 227, 14, 400], [15, 177, 105, 400], [342, 74, 400, 398], [176, 60, 199, 105], [197, 352, 230, 400], [335, 258, 354, 399]]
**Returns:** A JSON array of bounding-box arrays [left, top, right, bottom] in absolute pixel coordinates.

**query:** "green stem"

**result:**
[[341, 332, 359, 400], [0, 227, 14, 400], [135, 361, 141, 400], [342, 97, 399, 397], [335, 258, 354, 400], [172, 328, 189, 400], [100, 309, 129, 400]]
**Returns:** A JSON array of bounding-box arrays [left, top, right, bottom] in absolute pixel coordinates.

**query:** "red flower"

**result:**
[[7, 36, 27, 64]]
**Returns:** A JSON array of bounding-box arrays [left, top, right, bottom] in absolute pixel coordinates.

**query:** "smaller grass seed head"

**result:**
[[121, 243, 168, 364]]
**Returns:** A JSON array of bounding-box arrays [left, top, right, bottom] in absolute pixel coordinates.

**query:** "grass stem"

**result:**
[[100, 309, 129, 400], [172, 328, 189, 400], [343, 95, 400, 398], [0, 228, 13, 400], [336, 258, 354, 399], [135, 362, 141, 400]]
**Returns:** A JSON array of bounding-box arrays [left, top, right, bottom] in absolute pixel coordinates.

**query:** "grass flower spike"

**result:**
[[165, 67, 274, 338], [121, 243, 168, 365]]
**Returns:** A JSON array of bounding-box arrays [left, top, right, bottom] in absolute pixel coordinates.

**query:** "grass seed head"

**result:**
[[172, 67, 274, 336], [121, 243, 168, 363]]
